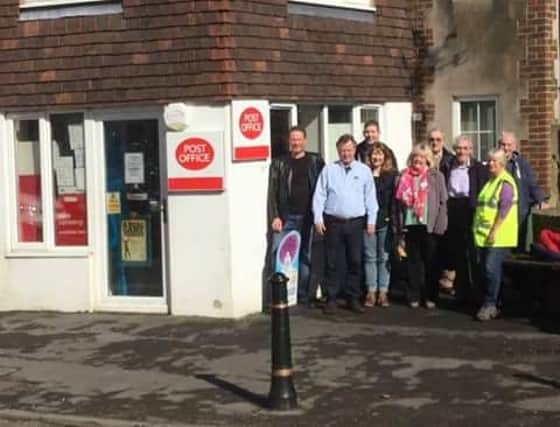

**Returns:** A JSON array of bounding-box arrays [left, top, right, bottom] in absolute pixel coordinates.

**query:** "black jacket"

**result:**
[[267, 152, 325, 225], [436, 147, 455, 173], [440, 157, 489, 210], [374, 171, 397, 229]]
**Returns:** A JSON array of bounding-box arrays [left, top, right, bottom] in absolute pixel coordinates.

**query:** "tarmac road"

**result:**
[[0, 303, 559, 426]]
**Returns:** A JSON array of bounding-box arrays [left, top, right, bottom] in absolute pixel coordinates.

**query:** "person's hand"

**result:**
[[315, 223, 326, 236], [366, 224, 376, 236], [271, 217, 283, 232], [486, 229, 496, 245], [540, 201, 551, 210]]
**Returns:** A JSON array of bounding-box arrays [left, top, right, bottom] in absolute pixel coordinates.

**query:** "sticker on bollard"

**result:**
[[274, 230, 301, 307]]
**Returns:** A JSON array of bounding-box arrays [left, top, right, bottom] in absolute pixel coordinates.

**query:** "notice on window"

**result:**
[[106, 192, 121, 215], [55, 156, 75, 188], [124, 152, 144, 184], [121, 218, 148, 264]]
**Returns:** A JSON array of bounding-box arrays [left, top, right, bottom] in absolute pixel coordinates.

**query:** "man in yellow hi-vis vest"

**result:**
[[473, 148, 518, 321]]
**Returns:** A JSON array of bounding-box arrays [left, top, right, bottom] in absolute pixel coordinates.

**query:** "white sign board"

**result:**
[[167, 131, 224, 192], [231, 100, 270, 161]]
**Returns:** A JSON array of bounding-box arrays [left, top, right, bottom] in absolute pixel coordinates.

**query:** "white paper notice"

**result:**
[[74, 147, 85, 168], [68, 124, 84, 149], [56, 157, 75, 187], [75, 167, 85, 191], [124, 152, 144, 184]]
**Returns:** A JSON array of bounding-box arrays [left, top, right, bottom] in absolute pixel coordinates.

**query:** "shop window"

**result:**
[[51, 114, 88, 246], [19, 0, 122, 20], [9, 113, 89, 251], [298, 105, 323, 156], [21, 0, 108, 7], [326, 105, 352, 161], [455, 98, 497, 160], [14, 119, 43, 243]]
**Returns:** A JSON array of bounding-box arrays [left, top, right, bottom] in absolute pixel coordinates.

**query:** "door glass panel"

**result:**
[[327, 106, 352, 162], [270, 109, 291, 159], [14, 119, 43, 243], [104, 120, 163, 297], [460, 102, 478, 132], [298, 105, 322, 155]]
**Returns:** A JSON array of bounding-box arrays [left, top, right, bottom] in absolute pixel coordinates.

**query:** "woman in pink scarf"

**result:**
[[394, 143, 448, 308]]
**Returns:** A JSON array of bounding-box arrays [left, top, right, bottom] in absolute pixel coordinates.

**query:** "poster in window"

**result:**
[[124, 152, 145, 184], [121, 218, 151, 265]]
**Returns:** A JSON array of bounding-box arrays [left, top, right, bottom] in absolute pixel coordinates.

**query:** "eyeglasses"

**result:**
[[429, 137, 442, 142]]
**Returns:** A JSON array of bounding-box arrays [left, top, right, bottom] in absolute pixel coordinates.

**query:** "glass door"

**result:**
[[103, 120, 164, 297]]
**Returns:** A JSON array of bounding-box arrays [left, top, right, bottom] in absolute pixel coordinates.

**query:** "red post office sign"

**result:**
[[232, 100, 270, 161], [167, 132, 224, 192]]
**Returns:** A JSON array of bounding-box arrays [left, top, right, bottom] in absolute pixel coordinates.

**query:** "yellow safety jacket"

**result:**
[[473, 170, 518, 248]]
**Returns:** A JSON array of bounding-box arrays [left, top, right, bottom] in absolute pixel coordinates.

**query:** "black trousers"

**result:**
[[446, 197, 478, 301], [324, 216, 364, 303], [405, 225, 439, 303]]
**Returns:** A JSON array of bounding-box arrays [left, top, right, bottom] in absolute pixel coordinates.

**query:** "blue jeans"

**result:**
[[479, 247, 510, 306], [364, 226, 390, 292], [271, 214, 312, 303]]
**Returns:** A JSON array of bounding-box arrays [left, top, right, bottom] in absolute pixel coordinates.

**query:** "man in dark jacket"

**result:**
[[440, 135, 489, 305], [356, 120, 398, 170], [268, 126, 325, 305], [429, 128, 454, 172], [499, 131, 548, 251]]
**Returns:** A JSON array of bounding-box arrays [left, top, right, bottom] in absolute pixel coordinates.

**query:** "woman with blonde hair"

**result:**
[[364, 142, 398, 307], [394, 143, 448, 308]]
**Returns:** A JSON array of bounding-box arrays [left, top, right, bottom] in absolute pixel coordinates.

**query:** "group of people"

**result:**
[[267, 120, 548, 321]]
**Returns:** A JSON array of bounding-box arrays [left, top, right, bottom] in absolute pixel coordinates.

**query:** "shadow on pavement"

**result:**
[[194, 374, 269, 409], [512, 371, 560, 390]]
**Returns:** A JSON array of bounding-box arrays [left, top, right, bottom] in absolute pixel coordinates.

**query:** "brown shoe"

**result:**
[[364, 292, 375, 308], [323, 301, 337, 315], [347, 300, 365, 314], [377, 291, 390, 307]]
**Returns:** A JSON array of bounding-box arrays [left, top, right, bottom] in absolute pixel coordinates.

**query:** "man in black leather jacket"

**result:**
[[268, 126, 325, 305]]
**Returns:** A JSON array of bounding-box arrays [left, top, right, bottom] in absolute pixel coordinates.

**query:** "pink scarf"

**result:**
[[395, 167, 429, 221]]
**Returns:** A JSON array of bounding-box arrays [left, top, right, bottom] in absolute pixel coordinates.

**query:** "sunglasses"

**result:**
[[429, 137, 442, 142]]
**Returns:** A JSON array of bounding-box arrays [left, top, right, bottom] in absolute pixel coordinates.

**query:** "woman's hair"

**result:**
[[407, 143, 433, 168], [487, 148, 507, 167], [368, 142, 395, 173]]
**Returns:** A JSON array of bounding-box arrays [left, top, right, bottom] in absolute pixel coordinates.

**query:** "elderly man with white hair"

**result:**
[[439, 135, 489, 305], [498, 131, 548, 251]]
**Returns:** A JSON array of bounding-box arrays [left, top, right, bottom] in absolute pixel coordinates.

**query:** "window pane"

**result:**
[[479, 101, 496, 132], [479, 133, 495, 161], [327, 106, 352, 161], [270, 109, 291, 159], [15, 119, 43, 242], [360, 108, 379, 130], [460, 102, 478, 132], [298, 105, 322, 155], [51, 113, 88, 246]]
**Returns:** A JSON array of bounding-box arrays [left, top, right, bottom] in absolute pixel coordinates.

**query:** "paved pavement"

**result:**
[[0, 303, 559, 426]]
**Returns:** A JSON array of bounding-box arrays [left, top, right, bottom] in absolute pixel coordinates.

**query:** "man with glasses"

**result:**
[[429, 128, 454, 172], [499, 131, 548, 251], [440, 135, 488, 304]]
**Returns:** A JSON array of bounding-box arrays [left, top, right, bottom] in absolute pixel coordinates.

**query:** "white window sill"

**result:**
[[290, 0, 376, 12], [5, 249, 92, 258], [20, 0, 108, 8]]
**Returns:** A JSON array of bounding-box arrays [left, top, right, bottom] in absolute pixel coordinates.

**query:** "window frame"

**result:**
[[290, 0, 376, 12], [20, 0, 108, 8], [452, 96, 499, 161], [5, 112, 92, 257]]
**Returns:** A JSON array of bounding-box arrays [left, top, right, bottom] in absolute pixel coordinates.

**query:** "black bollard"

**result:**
[[268, 272, 298, 410]]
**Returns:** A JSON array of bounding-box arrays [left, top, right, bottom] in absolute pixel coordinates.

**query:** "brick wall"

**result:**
[[0, 0, 416, 112], [407, 0, 434, 143], [518, 0, 558, 196]]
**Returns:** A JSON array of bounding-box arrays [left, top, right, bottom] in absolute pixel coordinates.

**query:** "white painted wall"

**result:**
[[382, 102, 414, 170], [167, 104, 268, 318]]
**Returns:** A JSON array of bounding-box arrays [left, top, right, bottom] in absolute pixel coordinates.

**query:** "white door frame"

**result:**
[[89, 107, 168, 313]]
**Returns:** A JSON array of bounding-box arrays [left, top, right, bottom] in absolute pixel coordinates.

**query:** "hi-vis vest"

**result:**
[[473, 170, 519, 248]]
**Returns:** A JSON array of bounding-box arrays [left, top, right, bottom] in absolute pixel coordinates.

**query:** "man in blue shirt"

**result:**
[[313, 134, 378, 314]]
